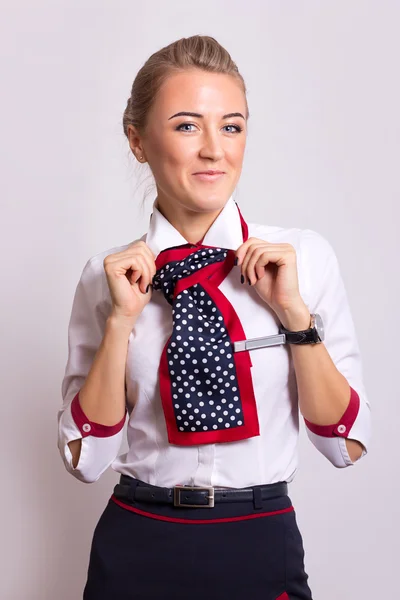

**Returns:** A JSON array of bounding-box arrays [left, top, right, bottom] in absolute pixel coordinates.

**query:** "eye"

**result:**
[[223, 124, 243, 133], [175, 123, 197, 132], [175, 123, 243, 133]]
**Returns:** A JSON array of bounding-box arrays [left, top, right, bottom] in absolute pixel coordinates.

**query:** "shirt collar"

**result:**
[[145, 194, 244, 257]]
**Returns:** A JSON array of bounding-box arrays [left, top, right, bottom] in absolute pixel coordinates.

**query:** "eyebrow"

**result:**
[[168, 111, 246, 120]]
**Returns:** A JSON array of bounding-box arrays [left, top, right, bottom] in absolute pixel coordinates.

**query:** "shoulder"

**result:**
[[247, 221, 336, 262], [296, 228, 338, 271]]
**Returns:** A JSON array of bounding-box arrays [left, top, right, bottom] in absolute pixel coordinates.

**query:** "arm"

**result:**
[[285, 229, 371, 468], [283, 313, 365, 463], [58, 257, 134, 483], [68, 315, 135, 467]]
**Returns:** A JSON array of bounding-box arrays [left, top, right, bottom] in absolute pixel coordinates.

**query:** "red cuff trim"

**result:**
[[304, 385, 360, 438], [71, 391, 126, 438]]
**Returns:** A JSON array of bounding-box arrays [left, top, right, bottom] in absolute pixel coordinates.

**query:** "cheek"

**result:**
[[146, 137, 176, 180], [149, 138, 197, 186], [231, 139, 246, 163], [151, 133, 191, 166]]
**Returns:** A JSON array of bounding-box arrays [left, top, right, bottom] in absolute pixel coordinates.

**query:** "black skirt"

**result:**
[[83, 476, 313, 600]]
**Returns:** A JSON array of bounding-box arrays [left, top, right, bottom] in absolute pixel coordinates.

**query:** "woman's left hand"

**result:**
[[235, 237, 311, 330]]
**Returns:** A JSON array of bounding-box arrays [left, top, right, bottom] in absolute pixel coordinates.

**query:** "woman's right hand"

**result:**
[[103, 240, 157, 322]]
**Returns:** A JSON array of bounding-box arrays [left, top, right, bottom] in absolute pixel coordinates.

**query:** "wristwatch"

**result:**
[[232, 312, 325, 353], [278, 313, 324, 345]]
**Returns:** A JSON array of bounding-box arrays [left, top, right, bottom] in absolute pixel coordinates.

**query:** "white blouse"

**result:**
[[58, 196, 371, 487]]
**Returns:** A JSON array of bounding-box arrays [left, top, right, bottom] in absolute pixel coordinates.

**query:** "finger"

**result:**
[[131, 255, 150, 294], [255, 263, 266, 280], [104, 251, 142, 274], [235, 238, 265, 266], [105, 252, 156, 295], [246, 247, 269, 285], [236, 241, 293, 266], [247, 247, 291, 282], [104, 254, 146, 292], [128, 256, 146, 287], [127, 246, 157, 287], [140, 255, 154, 294], [240, 243, 266, 284], [140, 249, 159, 292], [105, 242, 153, 266], [128, 240, 157, 262]]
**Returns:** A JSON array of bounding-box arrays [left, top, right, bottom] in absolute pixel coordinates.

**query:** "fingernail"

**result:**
[[234, 257, 238, 266], [240, 274, 244, 284]]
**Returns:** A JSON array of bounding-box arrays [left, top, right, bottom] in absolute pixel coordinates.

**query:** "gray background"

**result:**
[[1, 1, 398, 598]]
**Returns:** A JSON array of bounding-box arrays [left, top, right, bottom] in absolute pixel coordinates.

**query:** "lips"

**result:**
[[193, 171, 225, 182], [193, 170, 224, 175]]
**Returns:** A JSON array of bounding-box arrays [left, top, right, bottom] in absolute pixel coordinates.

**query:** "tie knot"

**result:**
[[153, 245, 229, 305]]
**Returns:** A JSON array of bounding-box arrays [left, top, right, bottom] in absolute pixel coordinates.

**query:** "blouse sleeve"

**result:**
[[57, 256, 127, 483], [298, 229, 372, 468]]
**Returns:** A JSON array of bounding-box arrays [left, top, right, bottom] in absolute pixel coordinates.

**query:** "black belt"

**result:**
[[113, 474, 288, 508]]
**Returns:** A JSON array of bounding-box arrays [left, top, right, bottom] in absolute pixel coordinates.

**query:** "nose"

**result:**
[[198, 130, 225, 161]]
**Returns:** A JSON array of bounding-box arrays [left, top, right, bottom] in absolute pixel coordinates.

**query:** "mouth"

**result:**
[[192, 171, 225, 182]]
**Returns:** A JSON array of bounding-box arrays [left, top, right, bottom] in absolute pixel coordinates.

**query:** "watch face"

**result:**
[[314, 313, 324, 341]]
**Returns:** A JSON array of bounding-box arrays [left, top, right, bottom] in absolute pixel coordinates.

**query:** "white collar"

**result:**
[[145, 195, 245, 257]]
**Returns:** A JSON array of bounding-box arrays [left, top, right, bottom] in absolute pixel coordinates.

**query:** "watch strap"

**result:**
[[278, 314, 321, 344], [278, 328, 319, 344]]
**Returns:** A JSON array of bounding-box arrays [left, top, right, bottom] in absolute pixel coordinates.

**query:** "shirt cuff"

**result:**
[[303, 385, 360, 438], [70, 391, 127, 438]]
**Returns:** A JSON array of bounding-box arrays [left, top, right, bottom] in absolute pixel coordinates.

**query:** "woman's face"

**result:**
[[129, 69, 248, 214]]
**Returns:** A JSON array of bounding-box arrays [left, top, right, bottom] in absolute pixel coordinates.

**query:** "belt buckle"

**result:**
[[173, 485, 215, 508]]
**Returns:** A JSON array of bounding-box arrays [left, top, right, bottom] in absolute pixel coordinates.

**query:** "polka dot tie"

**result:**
[[152, 202, 260, 446]]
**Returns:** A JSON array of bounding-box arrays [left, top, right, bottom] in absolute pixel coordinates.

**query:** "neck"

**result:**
[[155, 195, 226, 245]]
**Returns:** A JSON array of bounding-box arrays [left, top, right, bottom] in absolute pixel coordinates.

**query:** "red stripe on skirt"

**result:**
[[110, 494, 294, 524]]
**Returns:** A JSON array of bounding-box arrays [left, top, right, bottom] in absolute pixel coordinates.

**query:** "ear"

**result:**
[[127, 125, 145, 161]]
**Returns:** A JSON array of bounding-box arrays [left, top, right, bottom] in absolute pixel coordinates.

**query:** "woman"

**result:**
[[58, 35, 371, 599]]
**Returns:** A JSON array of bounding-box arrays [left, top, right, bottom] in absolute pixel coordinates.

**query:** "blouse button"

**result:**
[[82, 423, 91, 433], [337, 424, 347, 434]]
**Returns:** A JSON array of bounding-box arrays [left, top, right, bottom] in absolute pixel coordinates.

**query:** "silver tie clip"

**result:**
[[233, 333, 286, 353]]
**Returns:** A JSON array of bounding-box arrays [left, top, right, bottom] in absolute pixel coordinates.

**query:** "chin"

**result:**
[[182, 189, 231, 211]]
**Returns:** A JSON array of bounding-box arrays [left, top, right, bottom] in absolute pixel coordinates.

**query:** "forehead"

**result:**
[[153, 69, 246, 115]]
